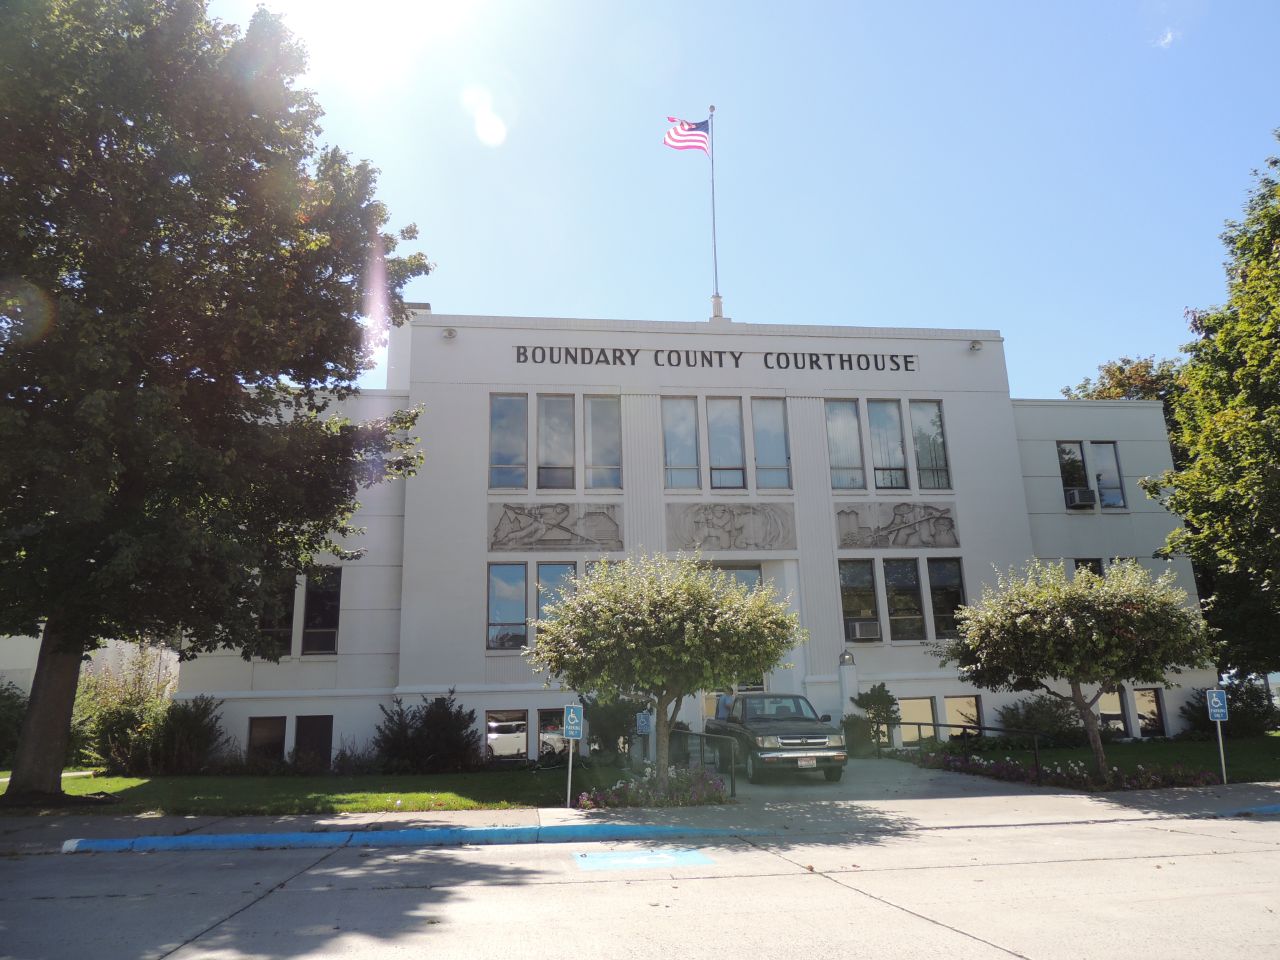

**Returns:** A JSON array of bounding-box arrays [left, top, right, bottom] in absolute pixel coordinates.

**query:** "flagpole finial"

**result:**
[[709, 104, 715, 114]]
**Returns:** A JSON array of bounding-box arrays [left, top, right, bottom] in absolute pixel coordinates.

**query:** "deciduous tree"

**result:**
[[0, 0, 430, 801]]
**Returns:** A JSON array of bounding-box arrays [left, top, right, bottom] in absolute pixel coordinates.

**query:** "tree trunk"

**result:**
[[1069, 681, 1109, 784], [3, 616, 85, 802]]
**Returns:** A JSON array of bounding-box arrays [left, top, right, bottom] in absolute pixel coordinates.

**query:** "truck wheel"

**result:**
[[746, 751, 763, 784], [824, 767, 844, 783]]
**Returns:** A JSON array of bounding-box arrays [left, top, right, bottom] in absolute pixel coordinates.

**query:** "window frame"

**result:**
[[536, 393, 576, 490], [883, 557, 927, 642], [300, 566, 341, 656], [825, 399, 867, 490], [584, 394, 623, 490], [487, 562, 529, 651], [661, 396, 701, 489], [706, 396, 747, 490], [1089, 440, 1126, 508], [247, 716, 287, 763], [488, 393, 529, 490], [750, 397, 791, 490], [485, 709, 530, 761], [838, 558, 881, 643], [926, 558, 965, 640], [868, 399, 909, 490], [909, 399, 952, 490]]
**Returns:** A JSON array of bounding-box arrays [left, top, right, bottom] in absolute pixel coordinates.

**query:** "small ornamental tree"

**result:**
[[525, 553, 804, 790], [932, 560, 1211, 782]]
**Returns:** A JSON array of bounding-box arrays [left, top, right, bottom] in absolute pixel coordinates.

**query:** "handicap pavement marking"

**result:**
[[575, 848, 713, 871]]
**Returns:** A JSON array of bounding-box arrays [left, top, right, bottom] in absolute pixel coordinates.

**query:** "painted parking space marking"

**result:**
[[574, 848, 713, 871]]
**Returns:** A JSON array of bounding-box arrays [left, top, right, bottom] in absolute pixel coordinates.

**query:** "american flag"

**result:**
[[664, 116, 710, 154]]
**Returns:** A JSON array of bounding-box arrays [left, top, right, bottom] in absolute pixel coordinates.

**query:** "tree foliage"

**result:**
[[934, 560, 1210, 780], [0, 0, 430, 799], [525, 554, 804, 787]]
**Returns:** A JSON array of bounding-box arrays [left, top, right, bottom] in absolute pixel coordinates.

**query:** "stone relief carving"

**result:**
[[835, 502, 959, 548], [489, 503, 623, 552], [667, 503, 797, 551]]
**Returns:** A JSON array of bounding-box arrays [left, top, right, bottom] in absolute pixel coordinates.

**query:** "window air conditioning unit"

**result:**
[[1066, 488, 1097, 510], [846, 620, 881, 641]]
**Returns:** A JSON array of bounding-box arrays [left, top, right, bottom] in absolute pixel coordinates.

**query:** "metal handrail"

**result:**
[[867, 719, 1043, 785], [662, 729, 737, 798]]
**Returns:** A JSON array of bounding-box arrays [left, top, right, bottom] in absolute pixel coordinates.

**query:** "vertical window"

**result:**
[[944, 696, 980, 734], [258, 575, 296, 658], [538, 708, 568, 760], [489, 394, 528, 488], [487, 563, 528, 650], [662, 397, 700, 488], [537, 395, 574, 489], [927, 558, 965, 639], [247, 716, 286, 763], [707, 398, 746, 489], [536, 562, 576, 620], [883, 558, 925, 641], [751, 398, 791, 489], [825, 400, 866, 489], [294, 715, 334, 772], [1057, 441, 1088, 503], [839, 559, 880, 641], [1074, 558, 1104, 577], [1134, 688, 1164, 737], [1090, 441, 1125, 508], [301, 567, 341, 655], [909, 400, 951, 489], [898, 697, 937, 742], [585, 396, 622, 489], [868, 400, 908, 489], [1097, 690, 1127, 733], [485, 709, 528, 761]]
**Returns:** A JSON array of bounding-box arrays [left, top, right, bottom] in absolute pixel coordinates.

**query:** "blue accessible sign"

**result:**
[[564, 704, 584, 740], [1207, 689, 1229, 722], [635, 712, 653, 735]]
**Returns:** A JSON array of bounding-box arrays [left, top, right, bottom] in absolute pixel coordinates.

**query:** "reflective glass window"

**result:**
[[1090, 441, 1125, 508], [884, 558, 926, 641], [839, 559, 880, 642], [898, 697, 937, 742], [489, 394, 528, 488], [751, 398, 790, 489], [536, 562, 576, 620], [927, 558, 965, 639], [707, 398, 746, 489], [868, 400, 908, 488], [301, 567, 340, 655], [909, 400, 951, 489], [487, 563, 527, 650], [825, 400, 866, 489], [662, 398, 700, 488], [585, 396, 622, 489], [537, 395, 574, 489]]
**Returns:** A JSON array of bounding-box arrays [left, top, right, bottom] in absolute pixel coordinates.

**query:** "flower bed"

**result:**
[[576, 766, 729, 809], [903, 747, 1218, 790]]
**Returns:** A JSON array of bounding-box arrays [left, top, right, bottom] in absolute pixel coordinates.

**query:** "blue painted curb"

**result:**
[[62, 823, 761, 854]]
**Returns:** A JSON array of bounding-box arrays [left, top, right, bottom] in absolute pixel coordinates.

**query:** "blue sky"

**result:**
[[209, 1, 1280, 397]]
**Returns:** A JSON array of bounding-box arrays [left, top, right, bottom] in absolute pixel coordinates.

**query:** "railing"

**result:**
[[870, 719, 1044, 785], [641, 729, 738, 798]]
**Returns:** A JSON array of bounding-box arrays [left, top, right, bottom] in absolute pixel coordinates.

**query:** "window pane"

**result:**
[[489, 395, 527, 488], [707, 398, 745, 489], [1090, 441, 1125, 507], [898, 697, 936, 742], [537, 395, 574, 489], [538, 708, 569, 760], [944, 696, 980, 732], [294, 715, 333, 771], [536, 562, 576, 620], [839, 559, 880, 642], [1057, 441, 1087, 494], [927, 558, 965, 639], [585, 396, 622, 489], [662, 398, 700, 488], [487, 563, 527, 650], [825, 400, 865, 489], [1097, 691, 1126, 733], [1134, 688, 1164, 737], [884, 558, 925, 641], [718, 565, 763, 590], [1075, 558, 1104, 577], [910, 400, 951, 489], [751, 398, 790, 489], [259, 574, 296, 658], [486, 709, 528, 760], [248, 716, 286, 763], [301, 567, 340, 655], [868, 400, 908, 488]]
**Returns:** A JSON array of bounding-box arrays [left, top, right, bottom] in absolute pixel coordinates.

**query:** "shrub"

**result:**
[[1180, 682, 1279, 739], [907, 745, 1217, 791], [580, 693, 648, 764], [841, 714, 879, 756], [71, 644, 175, 768], [995, 694, 1086, 747], [849, 683, 900, 745], [332, 739, 380, 776], [0, 681, 28, 767], [153, 696, 228, 774], [576, 766, 728, 809], [372, 689, 481, 774]]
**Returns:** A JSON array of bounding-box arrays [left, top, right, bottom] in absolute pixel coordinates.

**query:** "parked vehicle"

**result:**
[[704, 693, 848, 783]]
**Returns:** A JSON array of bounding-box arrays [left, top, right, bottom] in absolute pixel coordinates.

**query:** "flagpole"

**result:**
[[708, 105, 722, 319]]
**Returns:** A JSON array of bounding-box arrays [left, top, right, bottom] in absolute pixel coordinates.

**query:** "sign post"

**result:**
[[635, 711, 653, 765], [563, 704, 583, 807], [1207, 689, 1228, 785]]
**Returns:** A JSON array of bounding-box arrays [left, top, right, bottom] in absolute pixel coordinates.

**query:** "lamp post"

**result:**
[[837, 648, 858, 719]]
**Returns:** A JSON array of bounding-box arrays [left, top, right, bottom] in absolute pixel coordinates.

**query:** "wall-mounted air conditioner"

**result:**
[[845, 619, 882, 641], [1066, 488, 1097, 510]]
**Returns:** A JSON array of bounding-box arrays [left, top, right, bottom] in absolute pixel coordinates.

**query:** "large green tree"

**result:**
[[934, 560, 1210, 781], [0, 0, 430, 801], [526, 554, 804, 789]]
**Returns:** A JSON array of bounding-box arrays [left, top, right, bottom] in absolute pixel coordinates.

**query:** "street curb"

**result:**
[[61, 823, 762, 854]]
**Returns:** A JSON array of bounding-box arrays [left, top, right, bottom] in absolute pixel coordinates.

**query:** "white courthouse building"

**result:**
[[98, 309, 1223, 761]]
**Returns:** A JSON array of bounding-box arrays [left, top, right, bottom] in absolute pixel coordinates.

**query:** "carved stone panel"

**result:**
[[666, 503, 797, 551], [489, 503, 623, 552], [835, 502, 959, 548]]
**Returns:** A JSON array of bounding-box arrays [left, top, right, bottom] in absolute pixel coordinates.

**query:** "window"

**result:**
[[884, 559, 926, 641], [489, 394, 528, 488], [538, 708, 568, 760], [751, 398, 791, 489], [585, 396, 622, 488], [1074, 558, 1104, 577], [898, 697, 936, 742], [718, 565, 762, 590], [485, 709, 528, 761], [909, 400, 951, 489], [301, 567, 341, 655], [247, 716, 286, 763], [536, 562, 576, 620], [662, 397, 700, 488], [487, 563, 527, 650], [927, 559, 965, 639], [294, 715, 333, 771], [707, 398, 746, 489], [868, 400, 908, 488], [839, 559, 880, 642], [1090, 441, 1125, 508], [1057, 441, 1088, 503], [825, 400, 866, 489], [1134, 688, 1165, 737], [944, 696, 981, 734], [537, 394, 574, 489], [258, 576, 295, 658], [1097, 690, 1127, 733]]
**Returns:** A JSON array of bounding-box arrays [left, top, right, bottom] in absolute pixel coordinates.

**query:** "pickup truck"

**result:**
[[704, 693, 848, 783]]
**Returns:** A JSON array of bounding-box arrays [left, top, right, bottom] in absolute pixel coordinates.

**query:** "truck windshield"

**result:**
[[742, 696, 819, 721]]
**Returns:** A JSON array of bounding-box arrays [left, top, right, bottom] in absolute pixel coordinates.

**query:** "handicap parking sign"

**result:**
[[635, 712, 653, 735], [1207, 689, 1229, 722], [564, 704, 584, 740]]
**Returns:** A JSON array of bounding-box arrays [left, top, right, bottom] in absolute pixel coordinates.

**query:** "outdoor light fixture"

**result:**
[[838, 649, 856, 666], [969, 340, 983, 352], [442, 327, 457, 340]]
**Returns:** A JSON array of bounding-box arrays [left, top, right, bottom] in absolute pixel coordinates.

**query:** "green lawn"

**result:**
[[5, 766, 631, 815]]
